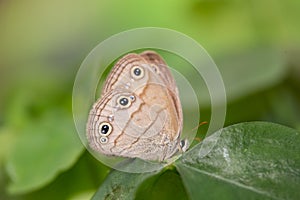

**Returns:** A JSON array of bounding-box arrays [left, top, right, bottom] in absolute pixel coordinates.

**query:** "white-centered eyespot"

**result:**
[[99, 136, 108, 144], [99, 122, 112, 136], [130, 66, 144, 79], [117, 95, 135, 109], [129, 95, 135, 101]]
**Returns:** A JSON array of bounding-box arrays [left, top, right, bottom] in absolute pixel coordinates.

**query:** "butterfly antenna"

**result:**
[[191, 121, 208, 142], [191, 121, 208, 131]]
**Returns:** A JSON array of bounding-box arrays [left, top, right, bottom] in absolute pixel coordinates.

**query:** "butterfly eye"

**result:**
[[180, 139, 189, 152], [99, 122, 112, 136], [130, 66, 144, 79], [117, 95, 134, 108], [99, 136, 108, 144]]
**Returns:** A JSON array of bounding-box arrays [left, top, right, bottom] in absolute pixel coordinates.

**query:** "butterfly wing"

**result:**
[[139, 50, 183, 133], [87, 51, 183, 161]]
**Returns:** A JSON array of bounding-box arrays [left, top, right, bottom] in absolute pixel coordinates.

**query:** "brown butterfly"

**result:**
[[86, 51, 188, 161]]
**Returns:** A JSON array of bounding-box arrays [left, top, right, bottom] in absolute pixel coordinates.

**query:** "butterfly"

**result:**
[[86, 51, 188, 161]]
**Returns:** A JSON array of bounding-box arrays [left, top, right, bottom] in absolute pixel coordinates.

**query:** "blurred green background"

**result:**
[[0, 0, 299, 199]]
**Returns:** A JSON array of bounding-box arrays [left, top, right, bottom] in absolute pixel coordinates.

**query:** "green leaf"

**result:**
[[175, 122, 300, 200], [92, 169, 158, 200], [16, 152, 109, 200], [69, 190, 95, 200], [6, 110, 84, 194], [136, 169, 188, 200]]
